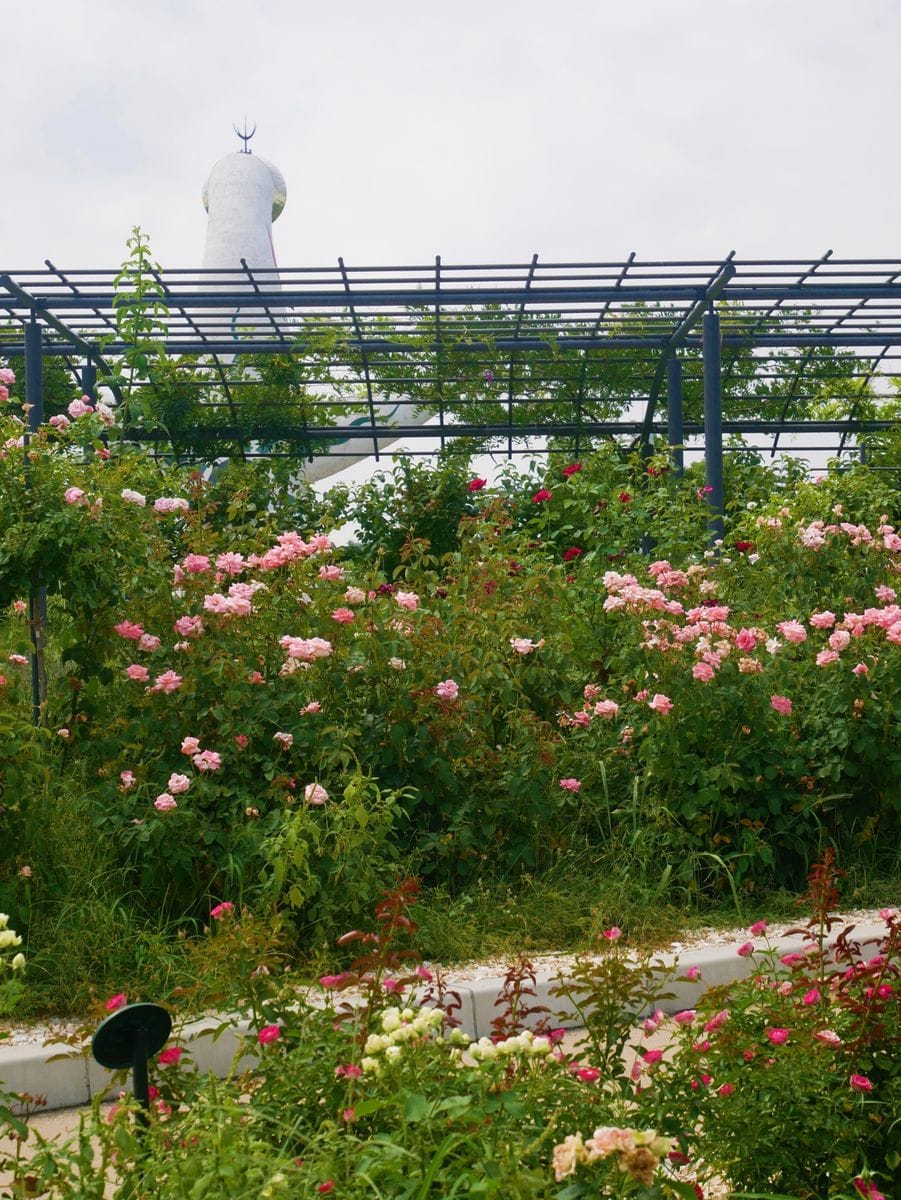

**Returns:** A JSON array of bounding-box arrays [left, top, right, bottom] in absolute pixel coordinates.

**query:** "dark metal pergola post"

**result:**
[[702, 306, 724, 545], [25, 317, 44, 433], [24, 318, 46, 726], [666, 355, 684, 476], [82, 361, 97, 401]]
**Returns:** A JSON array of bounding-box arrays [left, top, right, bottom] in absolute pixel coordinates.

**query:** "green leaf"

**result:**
[[403, 1092, 430, 1122]]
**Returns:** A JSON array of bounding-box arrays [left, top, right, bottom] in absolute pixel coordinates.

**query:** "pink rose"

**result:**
[[258, 1024, 281, 1045], [119, 770, 136, 789], [210, 902, 234, 920], [138, 634, 161, 652], [647, 693, 673, 715], [850, 1073, 873, 1092], [809, 611, 836, 629], [154, 794, 177, 813], [158, 1046, 182, 1065], [692, 661, 715, 682], [395, 591, 420, 612], [468, 477, 487, 491], [816, 649, 840, 667], [735, 628, 757, 651], [737, 941, 755, 957], [673, 1010, 696, 1025], [173, 615, 204, 638], [126, 664, 150, 682], [766, 1027, 790, 1045], [593, 699, 619, 718], [274, 732, 294, 749], [114, 620, 145, 641], [167, 773, 190, 795], [304, 782, 329, 806], [559, 778, 582, 793], [193, 750, 222, 772], [602, 926, 622, 941], [180, 736, 201, 755], [776, 620, 807, 644], [331, 607, 355, 625], [318, 564, 344, 581], [435, 679, 459, 701], [153, 497, 190, 514], [770, 695, 793, 716], [749, 919, 767, 936], [105, 993, 127, 1011], [150, 670, 182, 694], [684, 965, 701, 981]]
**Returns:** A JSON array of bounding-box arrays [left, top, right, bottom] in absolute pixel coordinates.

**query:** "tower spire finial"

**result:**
[[233, 116, 256, 154]]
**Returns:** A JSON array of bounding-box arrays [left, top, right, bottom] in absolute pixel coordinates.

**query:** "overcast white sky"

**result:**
[[3, 0, 901, 271]]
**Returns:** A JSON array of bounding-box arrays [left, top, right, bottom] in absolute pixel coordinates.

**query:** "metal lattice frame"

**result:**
[[1, 255, 900, 473]]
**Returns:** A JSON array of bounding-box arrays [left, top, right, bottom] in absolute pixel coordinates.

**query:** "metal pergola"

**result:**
[[2, 253, 900, 522]]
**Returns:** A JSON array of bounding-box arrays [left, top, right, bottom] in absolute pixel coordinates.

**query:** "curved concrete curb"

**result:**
[[0, 922, 884, 1111]]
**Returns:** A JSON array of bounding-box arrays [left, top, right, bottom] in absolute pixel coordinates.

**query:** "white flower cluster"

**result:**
[[0, 913, 25, 971], [361, 1004, 455, 1072], [469, 1029, 554, 1063]]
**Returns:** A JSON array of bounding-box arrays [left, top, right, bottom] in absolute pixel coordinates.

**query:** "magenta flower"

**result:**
[[562, 462, 582, 477], [258, 1025, 281, 1045], [749, 919, 767, 936], [210, 902, 234, 920], [766, 1027, 790, 1045], [850, 1073, 873, 1092], [532, 488, 552, 503], [684, 965, 701, 981], [717, 1082, 734, 1097], [158, 1046, 182, 1066], [737, 941, 755, 957], [602, 926, 622, 941], [575, 1066, 600, 1082], [802, 988, 821, 1005], [770, 694, 793, 716], [468, 477, 487, 491], [105, 993, 127, 1011]]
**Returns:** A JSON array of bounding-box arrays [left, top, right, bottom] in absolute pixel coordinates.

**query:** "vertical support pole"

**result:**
[[666, 355, 684, 476], [703, 307, 724, 546], [25, 318, 44, 434], [24, 319, 46, 726], [81, 361, 97, 401], [858, 443, 868, 466]]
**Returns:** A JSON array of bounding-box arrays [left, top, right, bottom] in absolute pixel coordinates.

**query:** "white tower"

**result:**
[[201, 145, 286, 278]]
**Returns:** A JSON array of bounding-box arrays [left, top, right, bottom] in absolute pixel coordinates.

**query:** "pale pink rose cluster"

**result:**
[[247, 531, 331, 571], [153, 497, 190, 514], [280, 635, 333, 662], [67, 396, 94, 419], [395, 591, 420, 612], [64, 486, 88, 506], [552, 1126, 672, 1184], [120, 489, 146, 506], [173, 614, 204, 638]]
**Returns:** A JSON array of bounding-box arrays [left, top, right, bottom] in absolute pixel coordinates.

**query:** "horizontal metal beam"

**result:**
[[10, 333, 901, 358], [4, 281, 901, 314], [123, 418, 894, 443]]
